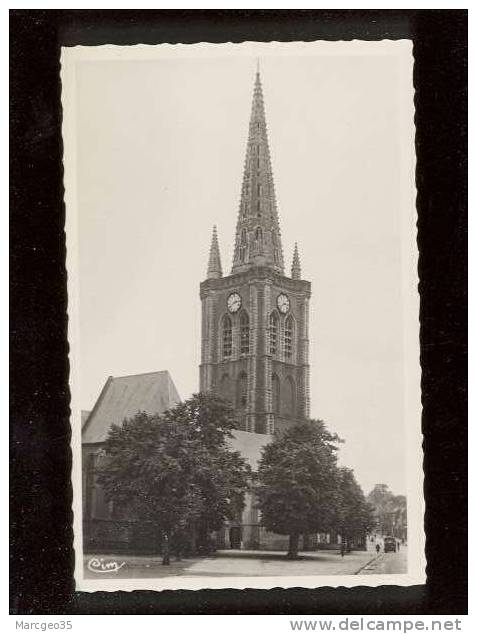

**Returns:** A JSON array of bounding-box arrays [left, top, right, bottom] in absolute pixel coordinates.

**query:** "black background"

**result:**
[[10, 10, 467, 615]]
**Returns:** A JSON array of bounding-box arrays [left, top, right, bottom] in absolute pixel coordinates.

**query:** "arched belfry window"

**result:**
[[283, 376, 296, 418], [239, 229, 247, 262], [222, 315, 232, 359], [284, 315, 294, 359], [237, 372, 248, 409], [240, 311, 250, 354], [272, 232, 280, 264], [255, 226, 263, 245], [272, 374, 280, 414], [269, 312, 278, 356], [220, 374, 232, 405]]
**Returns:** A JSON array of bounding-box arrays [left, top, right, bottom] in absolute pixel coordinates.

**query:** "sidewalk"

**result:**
[[184, 548, 376, 577], [357, 545, 407, 575], [84, 548, 377, 579]]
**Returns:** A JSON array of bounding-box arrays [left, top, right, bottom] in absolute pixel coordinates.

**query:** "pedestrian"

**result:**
[[376, 543, 381, 555], [397, 540, 400, 552], [340, 541, 345, 557]]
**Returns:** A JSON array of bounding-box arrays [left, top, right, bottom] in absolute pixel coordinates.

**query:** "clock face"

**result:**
[[277, 293, 290, 314], [227, 292, 242, 313]]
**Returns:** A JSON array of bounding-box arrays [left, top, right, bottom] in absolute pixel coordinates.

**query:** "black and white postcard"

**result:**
[[61, 40, 424, 591]]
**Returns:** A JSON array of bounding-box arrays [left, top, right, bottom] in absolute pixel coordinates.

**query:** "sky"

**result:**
[[71, 42, 417, 496]]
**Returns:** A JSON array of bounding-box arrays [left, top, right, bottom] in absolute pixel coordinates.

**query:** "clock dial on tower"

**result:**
[[277, 293, 290, 314], [227, 292, 242, 313]]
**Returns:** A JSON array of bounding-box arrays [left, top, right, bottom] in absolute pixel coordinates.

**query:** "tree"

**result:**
[[391, 495, 407, 541], [98, 393, 250, 564], [256, 420, 341, 559], [335, 468, 375, 550], [160, 392, 250, 552], [367, 484, 407, 539], [160, 391, 240, 450]]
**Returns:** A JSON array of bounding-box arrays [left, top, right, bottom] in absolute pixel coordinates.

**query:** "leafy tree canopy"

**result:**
[[335, 467, 376, 543], [97, 393, 251, 563], [367, 483, 407, 539], [256, 420, 342, 557]]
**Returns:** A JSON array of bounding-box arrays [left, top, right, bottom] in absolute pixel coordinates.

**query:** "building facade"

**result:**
[[81, 69, 318, 554], [82, 371, 181, 552], [200, 68, 311, 436]]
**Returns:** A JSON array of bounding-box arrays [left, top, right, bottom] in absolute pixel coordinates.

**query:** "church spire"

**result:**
[[291, 242, 301, 280], [231, 66, 284, 274], [206, 225, 222, 279]]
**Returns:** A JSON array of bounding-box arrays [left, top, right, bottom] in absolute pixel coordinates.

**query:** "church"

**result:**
[[82, 67, 314, 553], [200, 68, 313, 550], [200, 66, 311, 436]]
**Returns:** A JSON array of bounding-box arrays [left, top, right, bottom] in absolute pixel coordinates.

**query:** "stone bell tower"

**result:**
[[199, 67, 311, 435]]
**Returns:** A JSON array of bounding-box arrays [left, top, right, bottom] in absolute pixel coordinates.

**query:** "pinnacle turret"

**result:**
[[231, 68, 284, 274], [291, 243, 302, 280], [207, 225, 222, 279]]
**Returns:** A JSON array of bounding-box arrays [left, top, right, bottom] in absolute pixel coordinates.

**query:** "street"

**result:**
[[357, 545, 407, 575], [84, 546, 406, 580]]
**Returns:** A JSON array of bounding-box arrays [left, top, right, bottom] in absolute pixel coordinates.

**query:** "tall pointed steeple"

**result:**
[[206, 225, 222, 279], [200, 67, 312, 438], [291, 242, 301, 280], [231, 67, 284, 274]]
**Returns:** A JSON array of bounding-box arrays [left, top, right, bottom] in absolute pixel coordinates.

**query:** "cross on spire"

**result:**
[[231, 66, 284, 274]]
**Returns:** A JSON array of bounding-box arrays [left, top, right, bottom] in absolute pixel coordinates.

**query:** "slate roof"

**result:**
[[82, 371, 181, 444], [228, 429, 272, 470], [81, 410, 91, 428]]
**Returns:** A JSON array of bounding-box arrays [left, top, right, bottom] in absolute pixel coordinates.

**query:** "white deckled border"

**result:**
[[61, 39, 424, 592]]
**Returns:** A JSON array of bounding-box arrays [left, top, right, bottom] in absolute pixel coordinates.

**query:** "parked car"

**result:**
[[383, 536, 397, 552]]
